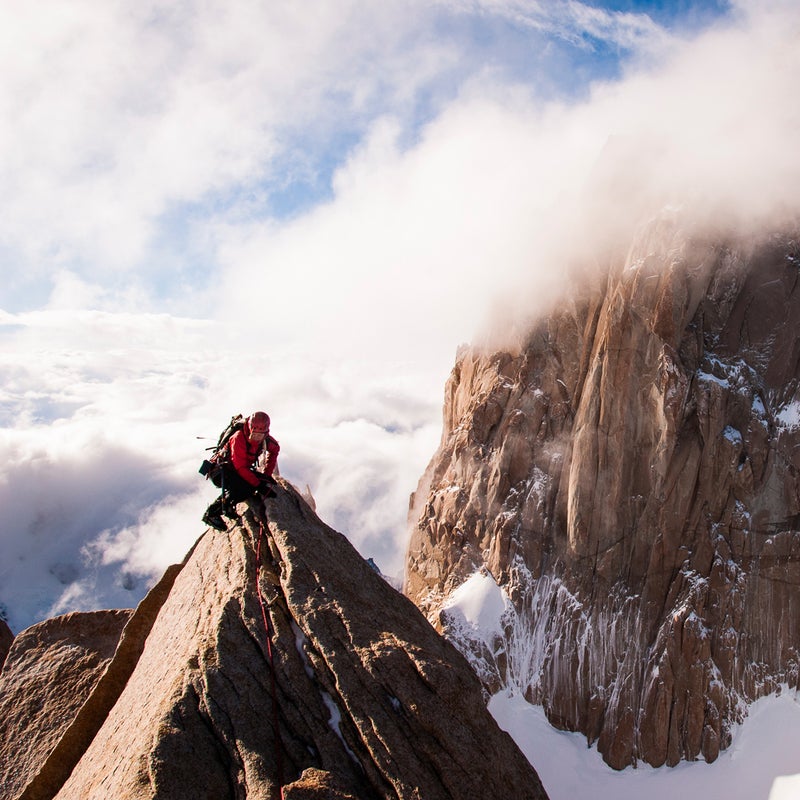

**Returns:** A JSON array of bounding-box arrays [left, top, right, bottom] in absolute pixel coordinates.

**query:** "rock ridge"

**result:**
[[0, 558, 185, 800], [1, 480, 548, 799]]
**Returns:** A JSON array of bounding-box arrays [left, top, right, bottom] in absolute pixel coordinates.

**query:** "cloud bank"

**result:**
[[2, 0, 800, 631]]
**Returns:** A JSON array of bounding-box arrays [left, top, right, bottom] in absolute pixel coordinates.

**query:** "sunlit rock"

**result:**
[[406, 216, 800, 769], [1, 483, 547, 800], [0, 610, 133, 799]]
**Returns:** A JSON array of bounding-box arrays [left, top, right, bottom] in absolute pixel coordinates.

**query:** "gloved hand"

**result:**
[[257, 477, 277, 498]]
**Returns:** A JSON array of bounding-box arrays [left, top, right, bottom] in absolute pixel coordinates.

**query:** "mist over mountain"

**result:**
[[406, 213, 800, 772], [6, 216, 800, 798]]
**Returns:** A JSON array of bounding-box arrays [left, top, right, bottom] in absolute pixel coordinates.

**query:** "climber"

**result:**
[[201, 411, 280, 532]]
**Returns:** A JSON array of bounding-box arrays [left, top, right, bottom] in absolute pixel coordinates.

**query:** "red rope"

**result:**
[[255, 519, 285, 800]]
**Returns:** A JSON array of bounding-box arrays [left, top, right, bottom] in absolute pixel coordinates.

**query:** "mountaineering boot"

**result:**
[[223, 499, 240, 520], [202, 498, 227, 531], [202, 510, 227, 531], [202, 509, 227, 531]]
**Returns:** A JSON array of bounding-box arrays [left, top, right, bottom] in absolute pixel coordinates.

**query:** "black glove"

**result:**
[[257, 477, 277, 498]]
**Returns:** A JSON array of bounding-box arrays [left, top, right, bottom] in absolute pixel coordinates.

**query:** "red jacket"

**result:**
[[228, 425, 280, 487]]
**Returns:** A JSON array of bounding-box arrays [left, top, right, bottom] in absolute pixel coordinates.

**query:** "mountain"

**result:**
[[0, 481, 548, 800], [0, 617, 12, 670], [405, 214, 800, 770]]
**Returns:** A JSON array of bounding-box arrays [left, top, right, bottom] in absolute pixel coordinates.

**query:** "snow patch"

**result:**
[[442, 569, 509, 641], [291, 620, 315, 679], [770, 775, 800, 800], [723, 425, 742, 445], [490, 688, 800, 800], [321, 690, 358, 762], [697, 369, 730, 388], [776, 400, 800, 429]]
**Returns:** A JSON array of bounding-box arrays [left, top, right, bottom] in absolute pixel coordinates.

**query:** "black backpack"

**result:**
[[199, 414, 246, 482], [211, 414, 246, 460], [199, 414, 271, 484]]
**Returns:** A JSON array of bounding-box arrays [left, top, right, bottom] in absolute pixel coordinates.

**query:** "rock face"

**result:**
[[0, 617, 12, 670], [0, 564, 181, 800], [405, 217, 800, 769], [0, 610, 131, 799], [1, 482, 547, 800]]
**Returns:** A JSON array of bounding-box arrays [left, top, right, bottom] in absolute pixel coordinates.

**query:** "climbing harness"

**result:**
[[255, 514, 286, 800]]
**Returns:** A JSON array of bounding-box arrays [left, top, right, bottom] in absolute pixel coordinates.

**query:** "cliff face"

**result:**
[[0, 482, 547, 800], [0, 617, 12, 670], [405, 218, 800, 769], [0, 610, 132, 799]]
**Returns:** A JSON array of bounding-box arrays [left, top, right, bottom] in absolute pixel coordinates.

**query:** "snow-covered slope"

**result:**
[[491, 690, 800, 800], [445, 567, 800, 798]]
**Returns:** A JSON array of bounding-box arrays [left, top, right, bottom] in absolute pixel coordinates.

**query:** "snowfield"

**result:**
[[446, 568, 800, 799], [490, 689, 800, 800]]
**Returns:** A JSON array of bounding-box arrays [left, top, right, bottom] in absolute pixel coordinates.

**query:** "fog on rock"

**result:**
[[405, 217, 800, 769]]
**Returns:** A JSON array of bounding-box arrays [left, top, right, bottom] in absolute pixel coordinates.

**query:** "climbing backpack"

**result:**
[[199, 414, 247, 485]]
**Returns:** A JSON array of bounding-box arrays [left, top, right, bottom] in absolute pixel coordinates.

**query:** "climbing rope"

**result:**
[[255, 515, 286, 800]]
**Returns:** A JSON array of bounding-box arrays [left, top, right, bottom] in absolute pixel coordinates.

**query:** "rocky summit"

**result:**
[[405, 216, 800, 769], [0, 481, 548, 800]]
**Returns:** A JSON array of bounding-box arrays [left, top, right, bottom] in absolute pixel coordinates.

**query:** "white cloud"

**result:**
[[0, 308, 441, 629], [212, 0, 800, 358], [0, 0, 696, 291], [468, 0, 672, 52], [212, 95, 574, 366], [0, 0, 464, 280], [4, 1, 800, 633]]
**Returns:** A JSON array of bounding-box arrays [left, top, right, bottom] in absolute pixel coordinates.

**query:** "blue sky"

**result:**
[[0, 0, 733, 317], [3, 0, 800, 632]]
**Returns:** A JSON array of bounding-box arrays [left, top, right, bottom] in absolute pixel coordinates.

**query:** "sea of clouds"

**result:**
[[2, 0, 800, 632]]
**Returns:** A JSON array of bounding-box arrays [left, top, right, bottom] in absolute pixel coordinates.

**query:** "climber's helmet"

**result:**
[[247, 411, 270, 442]]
